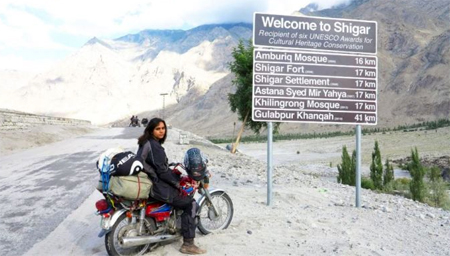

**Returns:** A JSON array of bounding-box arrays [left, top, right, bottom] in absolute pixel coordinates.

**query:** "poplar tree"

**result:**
[[337, 146, 356, 186], [383, 158, 394, 186], [408, 147, 426, 202], [370, 141, 384, 190]]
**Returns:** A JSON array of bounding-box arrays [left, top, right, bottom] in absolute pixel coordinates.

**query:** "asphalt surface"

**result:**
[[0, 127, 144, 256]]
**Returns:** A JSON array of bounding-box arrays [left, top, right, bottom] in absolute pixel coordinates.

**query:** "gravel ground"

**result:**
[[4, 125, 450, 256]]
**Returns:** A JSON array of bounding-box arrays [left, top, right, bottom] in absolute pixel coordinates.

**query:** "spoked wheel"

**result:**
[[197, 191, 234, 234], [105, 213, 157, 256]]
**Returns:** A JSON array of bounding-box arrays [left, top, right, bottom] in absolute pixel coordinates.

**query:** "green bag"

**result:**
[[98, 172, 152, 200]]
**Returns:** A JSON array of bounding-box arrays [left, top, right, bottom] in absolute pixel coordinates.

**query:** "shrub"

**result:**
[[397, 177, 411, 186], [425, 166, 450, 209], [383, 178, 411, 197], [361, 177, 375, 190], [383, 180, 394, 193]]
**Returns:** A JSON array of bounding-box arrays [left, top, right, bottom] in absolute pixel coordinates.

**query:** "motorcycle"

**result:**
[[130, 118, 141, 127], [95, 163, 234, 256]]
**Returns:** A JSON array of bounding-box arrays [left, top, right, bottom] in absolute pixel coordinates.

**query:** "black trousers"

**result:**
[[171, 194, 198, 239]]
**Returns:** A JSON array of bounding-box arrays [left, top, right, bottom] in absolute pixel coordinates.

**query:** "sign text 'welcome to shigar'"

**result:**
[[254, 13, 377, 54]]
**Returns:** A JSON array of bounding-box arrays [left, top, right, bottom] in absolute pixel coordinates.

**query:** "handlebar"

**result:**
[[169, 162, 184, 168]]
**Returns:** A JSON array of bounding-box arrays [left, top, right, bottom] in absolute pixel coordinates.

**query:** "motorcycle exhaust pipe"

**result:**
[[120, 234, 181, 248]]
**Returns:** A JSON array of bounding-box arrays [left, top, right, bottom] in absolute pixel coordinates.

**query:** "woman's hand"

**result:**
[[176, 184, 189, 197]]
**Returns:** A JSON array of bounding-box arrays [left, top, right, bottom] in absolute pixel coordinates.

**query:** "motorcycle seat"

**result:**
[[147, 196, 161, 204]]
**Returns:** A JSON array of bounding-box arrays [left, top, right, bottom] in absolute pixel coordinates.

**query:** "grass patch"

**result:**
[[208, 118, 450, 144]]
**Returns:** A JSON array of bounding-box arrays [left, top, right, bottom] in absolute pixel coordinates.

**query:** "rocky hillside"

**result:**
[[115, 74, 241, 137], [117, 23, 252, 67], [309, 0, 450, 126]]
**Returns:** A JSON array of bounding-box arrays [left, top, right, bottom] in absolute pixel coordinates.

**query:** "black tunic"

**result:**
[[137, 138, 179, 203]]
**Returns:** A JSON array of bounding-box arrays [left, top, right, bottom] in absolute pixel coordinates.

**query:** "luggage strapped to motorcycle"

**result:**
[[97, 147, 150, 211]]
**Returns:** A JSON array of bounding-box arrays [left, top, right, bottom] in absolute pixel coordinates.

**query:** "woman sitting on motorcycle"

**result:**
[[137, 117, 206, 255]]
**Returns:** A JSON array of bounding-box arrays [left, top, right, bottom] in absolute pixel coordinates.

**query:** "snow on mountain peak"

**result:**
[[0, 23, 252, 125]]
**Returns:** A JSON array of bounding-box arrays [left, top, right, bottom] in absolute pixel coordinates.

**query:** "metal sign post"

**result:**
[[267, 122, 273, 206], [356, 125, 361, 207], [160, 93, 168, 119]]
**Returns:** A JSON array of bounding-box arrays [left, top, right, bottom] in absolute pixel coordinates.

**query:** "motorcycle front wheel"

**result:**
[[197, 191, 234, 234], [105, 213, 156, 256]]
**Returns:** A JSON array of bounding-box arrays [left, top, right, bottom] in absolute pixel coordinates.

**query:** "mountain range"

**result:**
[[0, 23, 252, 125], [118, 0, 449, 138], [307, 0, 450, 126], [1, 0, 449, 138]]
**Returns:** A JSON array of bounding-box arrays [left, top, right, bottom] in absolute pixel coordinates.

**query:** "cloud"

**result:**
[[314, 0, 353, 9], [0, 53, 56, 72], [0, 6, 68, 50], [0, 0, 352, 72], [2, 0, 336, 39], [2, 0, 353, 37]]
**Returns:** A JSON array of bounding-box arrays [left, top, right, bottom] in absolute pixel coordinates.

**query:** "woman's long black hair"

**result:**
[[138, 117, 167, 146]]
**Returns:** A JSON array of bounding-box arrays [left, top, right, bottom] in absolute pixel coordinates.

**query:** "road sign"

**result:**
[[253, 13, 377, 54], [252, 49, 377, 125], [253, 13, 379, 208]]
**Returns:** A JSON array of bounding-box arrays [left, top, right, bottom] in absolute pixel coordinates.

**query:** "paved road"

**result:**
[[0, 127, 145, 256]]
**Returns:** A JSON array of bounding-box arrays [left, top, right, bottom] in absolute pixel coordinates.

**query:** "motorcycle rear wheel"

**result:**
[[197, 191, 234, 234], [105, 213, 156, 256]]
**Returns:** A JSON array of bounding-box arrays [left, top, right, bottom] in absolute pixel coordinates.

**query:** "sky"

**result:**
[[0, 0, 350, 73]]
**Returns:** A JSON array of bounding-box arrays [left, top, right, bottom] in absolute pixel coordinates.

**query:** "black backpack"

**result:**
[[109, 151, 143, 176]]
